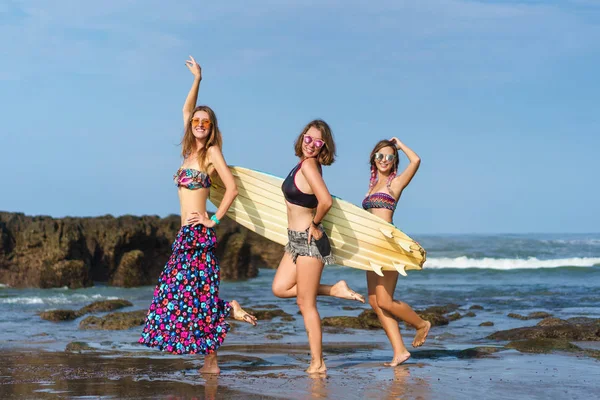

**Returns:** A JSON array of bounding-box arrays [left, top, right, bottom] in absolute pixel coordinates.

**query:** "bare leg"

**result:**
[[367, 271, 411, 366], [199, 352, 220, 374], [374, 271, 430, 348], [296, 255, 327, 374], [272, 253, 364, 303]]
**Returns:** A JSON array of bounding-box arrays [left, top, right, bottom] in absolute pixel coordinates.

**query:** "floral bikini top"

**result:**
[[173, 167, 211, 190]]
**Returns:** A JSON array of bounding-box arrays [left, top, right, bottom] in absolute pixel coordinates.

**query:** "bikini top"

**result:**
[[174, 167, 211, 190], [282, 159, 319, 208], [362, 192, 397, 211]]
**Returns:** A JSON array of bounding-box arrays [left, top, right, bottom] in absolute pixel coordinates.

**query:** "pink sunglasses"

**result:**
[[303, 134, 325, 149]]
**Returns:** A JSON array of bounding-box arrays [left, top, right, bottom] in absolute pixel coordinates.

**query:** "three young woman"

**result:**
[[140, 56, 429, 374]]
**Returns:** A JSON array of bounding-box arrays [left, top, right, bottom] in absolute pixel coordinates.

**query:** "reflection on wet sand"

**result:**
[[308, 373, 329, 399]]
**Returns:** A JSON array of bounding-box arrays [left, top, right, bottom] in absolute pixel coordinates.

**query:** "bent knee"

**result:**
[[368, 296, 380, 311], [376, 296, 393, 312], [271, 284, 286, 298]]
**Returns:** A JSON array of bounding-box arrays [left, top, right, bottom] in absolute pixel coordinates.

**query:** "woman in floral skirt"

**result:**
[[139, 56, 257, 374]]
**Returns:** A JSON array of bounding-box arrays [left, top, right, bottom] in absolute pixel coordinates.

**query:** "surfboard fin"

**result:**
[[396, 240, 412, 252], [379, 228, 394, 238], [393, 262, 408, 277], [370, 262, 384, 277]]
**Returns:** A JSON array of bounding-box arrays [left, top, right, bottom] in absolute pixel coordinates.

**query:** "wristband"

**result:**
[[312, 220, 320, 228], [210, 215, 221, 225]]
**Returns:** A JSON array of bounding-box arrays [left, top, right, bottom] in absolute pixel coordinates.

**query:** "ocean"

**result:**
[[1, 233, 599, 399]]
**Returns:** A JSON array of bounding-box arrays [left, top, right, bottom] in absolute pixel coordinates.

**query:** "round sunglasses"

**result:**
[[374, 153, 396, 162], [303, 134, 325, 149], [191, 118, 211, 129]]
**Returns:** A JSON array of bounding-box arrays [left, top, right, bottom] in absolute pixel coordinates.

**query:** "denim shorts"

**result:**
[[284, 227, 335, 265]]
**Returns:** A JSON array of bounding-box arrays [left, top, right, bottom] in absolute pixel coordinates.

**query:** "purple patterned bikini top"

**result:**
[[362, 192, 397, 211], [174, 167, 211, 190]]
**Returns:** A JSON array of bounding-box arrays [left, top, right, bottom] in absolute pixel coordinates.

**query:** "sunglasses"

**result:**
[[374, 153, 396, 163], [191, 118, 212, 129], [303, 134, 325, 149]]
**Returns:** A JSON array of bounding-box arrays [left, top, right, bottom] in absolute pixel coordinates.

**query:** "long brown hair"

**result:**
[[293, 119, 336, 165], [368, 140, 399, 193], [181, 106, 222, 169]]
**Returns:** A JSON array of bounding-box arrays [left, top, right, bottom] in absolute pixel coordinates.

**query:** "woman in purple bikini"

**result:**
[[363, 137, 431, 366], [139, 56, 256, 374]]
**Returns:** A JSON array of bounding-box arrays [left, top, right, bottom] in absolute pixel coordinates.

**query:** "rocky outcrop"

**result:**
[[40, 299, 133, 322], [507, 312, 552, 320], [79, 310, 148, 330], [488, 317, 600, 341], [0, 212, 283, 288]]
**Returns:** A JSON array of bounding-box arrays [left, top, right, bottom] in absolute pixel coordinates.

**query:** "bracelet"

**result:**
[[210, 214, 220, 225], [312, 220, 320, 227]]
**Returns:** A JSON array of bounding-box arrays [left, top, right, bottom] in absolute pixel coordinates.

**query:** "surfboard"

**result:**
[[209, 166, 426, 276]]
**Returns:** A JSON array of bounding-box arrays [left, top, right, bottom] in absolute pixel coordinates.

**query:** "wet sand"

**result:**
[[1, 343, 599, 400]]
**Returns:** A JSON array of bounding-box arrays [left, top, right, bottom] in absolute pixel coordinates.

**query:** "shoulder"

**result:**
[[301, 157, 320, 171], [206, 145, 223, 159]]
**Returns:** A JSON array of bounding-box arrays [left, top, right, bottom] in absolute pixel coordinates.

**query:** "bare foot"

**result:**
[[306, 359, 327, 374], [199, 353, 220, 375], [384, 351, 411, 366], [412, 320, 431, 347], [330, 280, 365, 303], [230, 300, 258, 326]]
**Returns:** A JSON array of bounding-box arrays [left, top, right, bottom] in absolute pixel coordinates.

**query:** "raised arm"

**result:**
[[302, 158, 333, 242], [182, 55, 202, 127], [390, 137, 421, 191]]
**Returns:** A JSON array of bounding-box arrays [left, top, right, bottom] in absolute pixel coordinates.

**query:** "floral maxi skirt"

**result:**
[[138, 224, 231, 355]]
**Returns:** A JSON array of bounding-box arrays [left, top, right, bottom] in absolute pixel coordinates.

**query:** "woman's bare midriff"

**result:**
[[178, 188, 209, 226], [368, 208, 394, 224], [286, 202, 315, 231]]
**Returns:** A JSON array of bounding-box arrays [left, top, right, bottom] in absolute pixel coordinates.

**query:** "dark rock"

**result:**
[[527, 312, 552, 319], [469, 305, 484, 310], [506, 339, 581, 354], [78, 299, 133, 314], [447, 312, 462, 321], [0, 212, 282, 288], [465, 312, 476, 318], [265, 334, 284, 340], [416, 312, 449, 327], [321, 316, 365, 329], [567, 317, 600, 326], [479, 321, 494, 327], [507, 313, 528, 320], [40, 310, 80, 321], [110, 250, 145, 287], [537, 318, 568, 327], [245, 308, 293, 321], [342, 306, 367, 311], [508, 312, 552, 320], [488, 318, 600, 341], [423, 304, 460, 314], [457, 347, 502, 358], [79, 310, 147, 330], [65, 341, 95, 352], [357, 310, 383, 329]]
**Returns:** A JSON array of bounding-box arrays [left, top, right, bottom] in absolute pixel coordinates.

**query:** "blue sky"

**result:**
[[1, 0, 599, 234]]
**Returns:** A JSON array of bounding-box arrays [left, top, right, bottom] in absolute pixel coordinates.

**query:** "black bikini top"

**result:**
[[282, 159, 319, 208]]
